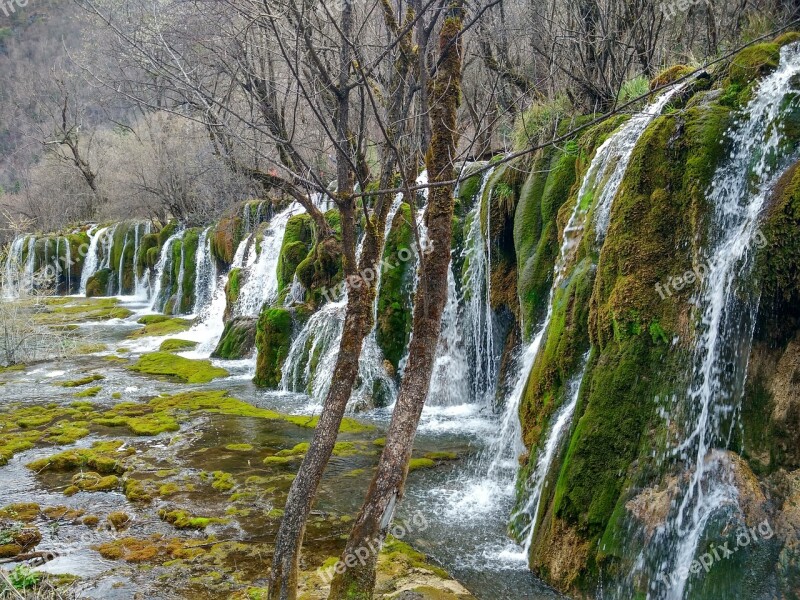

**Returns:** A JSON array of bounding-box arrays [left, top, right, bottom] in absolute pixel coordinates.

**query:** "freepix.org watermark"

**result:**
[[657, 518, 775, 588], [660, 0, 712, 21], [0, 0, 31, 17], [655, 229, 767, 300], [316, 510, 428, 584], [319, 238, 432, 305]]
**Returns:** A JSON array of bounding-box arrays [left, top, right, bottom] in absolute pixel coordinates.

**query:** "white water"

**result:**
[[192, 228, 216, 316], [462, 167, 500, 405], [148, 230, 183, 313], [280, 197, 405, 409], [515, 353, 590, 556], [591, 84, 688, 240], [79, 226, 105, 295], [642, 44, 800, 600], [419, 85, 685, 574], [2, 235, 26, 298], [134, 223, 152, 299], [236, 203, 298, 317], [174, 235, 186, 314]]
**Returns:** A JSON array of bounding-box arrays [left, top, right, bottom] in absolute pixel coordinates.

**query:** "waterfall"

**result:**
[[134, 222, 152, 298], [64, 237, 72, 294], [513, 353, 590, 555], [462, 167, 499, 405], [280, 197, 405, 409], [192, 227, 216, 316], [174, 237, 186, 314], [25, 236, 35, 281], [591, 87, 688, 240], [117, 228, 131, 295], [639, 44, 800, 600], [236, 203, 298, 317], [148, 229, 183, 312], [79, 226, 104, 295], [2, 235, 26, 298], [488, 82, 688, 474], [284, 274, 306, 306], [182, 234, 250, 355]]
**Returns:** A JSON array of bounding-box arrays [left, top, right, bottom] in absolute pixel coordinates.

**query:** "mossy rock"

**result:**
[[225, 268, 242, 319], [253, 308, 293, 388], [375, 203, 415, 370], [211, 214, 243, 266], [128, 352, 229, 384], [129, 316, 192, 338], [727, 43, 780, 87], [85, 268, 113, 297], [212, 317, 257, 359], [159, 338, 199, 353], [277, 213, 314, 293], [650, 64, 692, 89]]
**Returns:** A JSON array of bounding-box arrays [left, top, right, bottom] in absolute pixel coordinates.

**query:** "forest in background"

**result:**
[[0, 0, 798, 243]]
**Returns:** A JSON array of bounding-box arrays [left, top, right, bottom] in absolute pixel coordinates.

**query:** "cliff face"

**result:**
[[500, 35, 800, 599]]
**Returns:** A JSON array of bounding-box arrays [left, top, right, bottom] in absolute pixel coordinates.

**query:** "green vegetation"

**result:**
[[159, 338, 199, 352], [60, 374, 105, 387], [253, 308, 293, 388], [212, 317, 257, 360], [375, 203, 414, 372], [128, 352, 229, 383], [129, 315, 193, 338]]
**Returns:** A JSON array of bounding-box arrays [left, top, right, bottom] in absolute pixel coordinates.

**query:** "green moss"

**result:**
[[124, 478, 155, 503], [727, 43, 780, 87], [128, 352, 229, 384], [375, 203, 415, 371], [225, 443, 253, 452], [212, 317, 257, 360], [85, 268, 113, 297], [275, 442, 309, 456], [211, 471, 235, 491], [159, 509, 224, 530], [408, 458, 436, 472], [129, 316, 192, 338], [423, 451, 458, 461], [69, 472, 119, 494], [253, 308, 293, 388], [73, 385, 102, 398], [159, 338, 199, 352], [277, 213, 314, 293], [26, 441, 133, 474], [61, 374, 105, 387]]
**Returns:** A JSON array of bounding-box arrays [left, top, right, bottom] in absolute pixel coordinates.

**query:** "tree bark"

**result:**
[[327, 4, 465, 598]]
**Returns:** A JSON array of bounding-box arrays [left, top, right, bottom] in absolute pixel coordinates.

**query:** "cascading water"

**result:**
[[636, 44, 800, 600], [148, 230, 183, 313], [235, 203, 298, 317], [2, 236, 26, 298], [461, 167, 500, 405], [174, 236, 186, 313], [79, 226, 104, 295], [117, 228, 131, 295], [134, 222, 152, 298], [182, 233, 250, 356], [280, 197, 404, 409], [407, 84, 688, 579], [513, 353, 590, 556], [192, 227, 216, 316]]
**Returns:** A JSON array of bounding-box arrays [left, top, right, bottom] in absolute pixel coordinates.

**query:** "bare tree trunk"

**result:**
[[327, 4, 465, 598]]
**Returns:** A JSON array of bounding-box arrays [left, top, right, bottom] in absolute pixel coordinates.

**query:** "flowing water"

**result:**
[[148, 229, 184, 313], [401, 84, 688, 595], [235, 203, 298, 318], [633, 43, 800, 600], [79, 226, 104, 295]]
